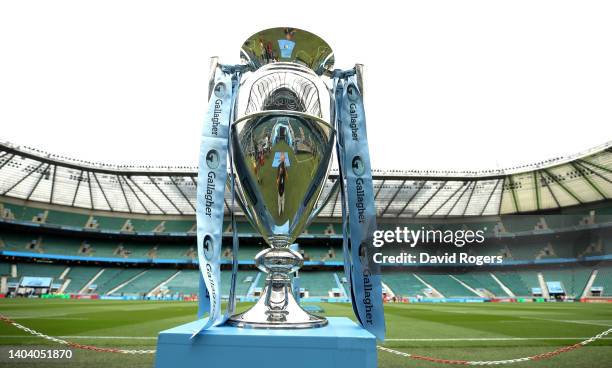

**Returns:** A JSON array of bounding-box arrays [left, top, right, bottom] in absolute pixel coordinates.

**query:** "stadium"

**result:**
[[1, 138, 611, 367]]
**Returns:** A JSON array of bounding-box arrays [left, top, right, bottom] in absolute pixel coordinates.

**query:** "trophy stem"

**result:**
[[226, 246, 328, 329]]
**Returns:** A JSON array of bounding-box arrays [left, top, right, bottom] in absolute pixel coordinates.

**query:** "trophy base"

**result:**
[[228, 246, 327, 329], [155, 317, 376, 368], [226, 312, 328, 329], [226, 283, 328, 329]]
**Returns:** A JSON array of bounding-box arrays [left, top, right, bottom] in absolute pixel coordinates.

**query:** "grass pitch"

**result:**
[[0, 299, 611, 367]]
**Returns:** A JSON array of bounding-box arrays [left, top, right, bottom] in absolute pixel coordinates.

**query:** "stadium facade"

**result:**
[[1, 140, 611, 302]]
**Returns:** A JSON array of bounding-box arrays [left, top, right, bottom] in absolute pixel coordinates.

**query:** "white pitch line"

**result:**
[[1, 335, 611, 342], [0, 335, 156, 340], [385, 337, 612, 341], [519, 316, 612, 327], [11, 317, 89, 320]]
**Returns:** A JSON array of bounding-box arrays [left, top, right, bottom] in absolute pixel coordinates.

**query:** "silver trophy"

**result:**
[[226, 28, 336, 329]]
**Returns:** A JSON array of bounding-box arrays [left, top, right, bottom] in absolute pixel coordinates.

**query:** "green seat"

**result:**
[[46, 209, 89, 227], [163, 220, 195, 233], [417, 273, 478, 297], [494, 271, 539, 296], [93, 216, 126, 231], [0, 261, 13, 276], [541, 267, 591, 298], [591, 266, 612, 296], [299, 271, 337, 297], [112, 269, 176, 295], [165, 270, 199, 295], [17, 263, 66, 278], [91, 268, 143, 295], [383, 272, 427, 297], [65, 267, 101, 293], [454, 273, 509, 297]]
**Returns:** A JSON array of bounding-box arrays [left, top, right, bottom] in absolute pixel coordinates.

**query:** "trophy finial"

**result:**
[[240, 27, 334, 75]]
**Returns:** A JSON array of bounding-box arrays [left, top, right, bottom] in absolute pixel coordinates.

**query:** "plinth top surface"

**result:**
[[158, 317, 376, 348]]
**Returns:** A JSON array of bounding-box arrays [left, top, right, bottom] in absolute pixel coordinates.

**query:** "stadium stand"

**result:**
[[17, 262, 66, 278], [64, 266, 101, 293], [164, 269, 199, 295], [298, 271, 337, 296], [46, 209, 89, 228], [417, 274, 479, 297], [382, 272, 428, 297], [0, 261, 11, 276], [453, 273, 509, 297], [163, 270, 257, 297], [541, 267, 592, 297], [591, 266, 612, 296], [494, 271, 540, 296], [90, 268, 144, 295], [224, 270, 258, 296], [1, 141, 611, 302], [113, 269, 176, 295]]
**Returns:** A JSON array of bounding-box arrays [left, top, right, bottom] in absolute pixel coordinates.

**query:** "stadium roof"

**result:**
[[0, 141, 610, 218]]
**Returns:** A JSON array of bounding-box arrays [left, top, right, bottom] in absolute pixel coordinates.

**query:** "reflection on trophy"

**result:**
[[227, 28, 336, 328]]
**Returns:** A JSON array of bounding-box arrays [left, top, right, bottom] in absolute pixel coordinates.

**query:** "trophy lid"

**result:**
[[240, 27, 334, 75]]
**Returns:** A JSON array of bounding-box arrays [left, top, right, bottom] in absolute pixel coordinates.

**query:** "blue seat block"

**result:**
[[155, 317, 377, 368]]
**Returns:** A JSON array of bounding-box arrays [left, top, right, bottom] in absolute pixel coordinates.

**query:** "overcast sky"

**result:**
[[1, 1, 611, 171]]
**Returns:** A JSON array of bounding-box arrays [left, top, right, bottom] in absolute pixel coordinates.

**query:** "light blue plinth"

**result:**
[[155, 317, 377, 368]]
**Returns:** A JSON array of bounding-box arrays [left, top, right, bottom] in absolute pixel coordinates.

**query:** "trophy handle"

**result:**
[[207, 56, 219, 100], [306, 179, 340, 225], [355, 63, 365, 98]]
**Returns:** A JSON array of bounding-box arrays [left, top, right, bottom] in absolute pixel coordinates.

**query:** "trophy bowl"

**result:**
[[226, 28, 336, 329]]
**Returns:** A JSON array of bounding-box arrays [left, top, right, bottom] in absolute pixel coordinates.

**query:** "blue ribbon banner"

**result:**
[[194, 67, 239, 335], [334, 73, 386, 341]]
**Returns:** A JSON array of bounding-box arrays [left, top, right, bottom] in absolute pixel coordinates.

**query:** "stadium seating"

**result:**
[[118, 242, 154, 258], [301, 246, 340, 261], [500, 216, 538, 233], [17, 262, 66, 278], [591, 266, 612, 296], [541, 267, 592, 298], [93, 216, 127, 231], [64, 266, 101, 293], [2, 198, 612, 301], [1, 200, 373, 236], [46, 209, 89, 227], [254, 272, 266, 288], [222, 245, 267, 261], [417, 273, 479, 297], [164, 270, 257, 296], [160, 220, 193, 233], [4, 259, 612, 300], [221, 270, 258, 296], [113, 269, 176, 295], [494, 271, 539, 296], [40, 235, 82, 255], [164, 269, 199, 295], [91, 268, 144, 295], [0, 232, 37, 251], [86, 240, 121, 257], [0, 261, 12, 276], [382, 272, 428, 297], [298, 271, 337, 296], [153, 244, 192, 259], [453, 273, 509, 297]]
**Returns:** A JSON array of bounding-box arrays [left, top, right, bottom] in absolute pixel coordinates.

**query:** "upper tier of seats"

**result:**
[[2, 200, 610, 236], [0, 229, 347, 261], [2, 224, 610, 263]]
